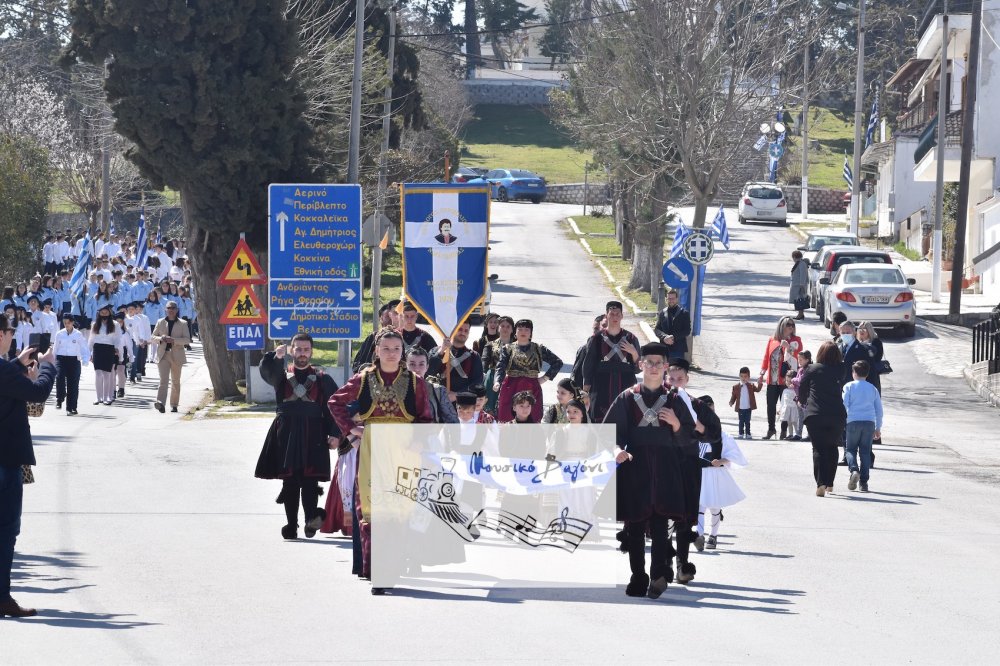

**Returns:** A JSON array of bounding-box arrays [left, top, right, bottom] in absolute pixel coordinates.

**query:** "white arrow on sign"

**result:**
[[235, 340, 258, 348], [272, 317, 288, 330], [666, 263, 690, 282], [276, 211, 289, 251], [340, 288, 356, 300]]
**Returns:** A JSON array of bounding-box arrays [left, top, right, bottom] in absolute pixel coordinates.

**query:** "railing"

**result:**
[[972, 311, 1000, 374], [898, 100, 935, 133]]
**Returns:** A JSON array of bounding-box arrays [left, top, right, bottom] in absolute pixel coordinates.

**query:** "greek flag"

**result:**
[[401, 184, 490, 336], [135, 207, 149, 269], [669, 219, 691, 258], [710, 205, 730, 250], [753, 135, 767, 152], [865, 89, 880, 148], [843, 154, 853, 189], [109, 212, 115, 237], [69, 231, 92, 299], [155, 226, 162, 245]]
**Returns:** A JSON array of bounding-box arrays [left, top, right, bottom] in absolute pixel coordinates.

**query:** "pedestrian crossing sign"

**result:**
[[219, 285, 267, 325], [218, 238, 266, 285]]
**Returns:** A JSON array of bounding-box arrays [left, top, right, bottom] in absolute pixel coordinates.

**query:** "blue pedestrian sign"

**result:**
[[226, 324, 265, 351], [268, 184, 363, 341], [768, 142, 785, 159], [662, 255, 694, 289]]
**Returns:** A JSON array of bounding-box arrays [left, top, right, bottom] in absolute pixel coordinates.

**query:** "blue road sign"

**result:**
[[662, 255, 694, 289], [768, 142, 785, 159], [226, 324, 265, 351], [268, 184, 363, 340]]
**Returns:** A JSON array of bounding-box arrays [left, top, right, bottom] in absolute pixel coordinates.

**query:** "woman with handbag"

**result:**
[[857, 321, 886, 448], [759, 317, 803, 440], [789, 250, 810, 320]]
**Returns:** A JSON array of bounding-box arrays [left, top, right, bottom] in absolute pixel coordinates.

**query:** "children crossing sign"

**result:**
[[218, 238, 266, 285], [219, 284, 267, 325]]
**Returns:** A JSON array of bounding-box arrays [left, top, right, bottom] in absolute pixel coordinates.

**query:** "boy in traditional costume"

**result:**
[[582, 301, 640, 423]]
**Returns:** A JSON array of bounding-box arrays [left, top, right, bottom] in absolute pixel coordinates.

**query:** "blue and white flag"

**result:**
[[135, 207, 149, 270], [401, 184, 490, 336], [669, 219, 691, 259], [768, 147, 780, 183], [865, 88, 880, 148], [155, 226, 162, 245], [69, 231, 91, 299], [109, 212, 116, 237], [710, 205, 731, 250], [843, 154, 853, 189], [753, 135, 767, 152]]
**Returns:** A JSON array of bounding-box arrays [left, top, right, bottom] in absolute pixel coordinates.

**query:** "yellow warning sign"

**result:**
[[218, 238, 266, 285], [219, 285, 267, 325]]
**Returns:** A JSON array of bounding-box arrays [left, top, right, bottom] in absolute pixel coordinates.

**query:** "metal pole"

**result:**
[[347, 0, 365, 184], [372, 4, 396, 320], [688, 266, 699, 363], [849, 0, 866, 236], [801, 40, 810, 220], [583, 166, 589, 216], [950, 0, 981, 314], [932, 3, 949, 303]]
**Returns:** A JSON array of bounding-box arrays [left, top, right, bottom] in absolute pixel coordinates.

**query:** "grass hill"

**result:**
[[783, 106, 856, 190]]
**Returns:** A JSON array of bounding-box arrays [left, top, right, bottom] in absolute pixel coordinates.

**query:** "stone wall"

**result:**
[[544, 182, 611, 206], [782, 186, 849, 215], [461, 80, 561, 106]]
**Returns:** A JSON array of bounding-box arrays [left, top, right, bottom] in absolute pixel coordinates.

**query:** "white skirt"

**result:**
[[700, 467, 746, 509]]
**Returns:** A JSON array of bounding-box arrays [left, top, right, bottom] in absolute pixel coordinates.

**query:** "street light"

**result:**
[[758, 121, 786, 182]]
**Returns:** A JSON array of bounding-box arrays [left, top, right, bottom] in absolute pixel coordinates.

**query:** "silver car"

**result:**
[[820, 264, 917, 337], [797, 231, 859, 265]]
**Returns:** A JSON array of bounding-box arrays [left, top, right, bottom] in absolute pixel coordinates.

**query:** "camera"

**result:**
[[27, 332, 50, 360]]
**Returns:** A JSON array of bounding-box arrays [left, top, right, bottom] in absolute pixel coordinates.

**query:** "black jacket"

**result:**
[[841, 341, 870, 384], [0, 358, 56, 467], [654, 306, 691, 358], [798, 362, 847, 426]]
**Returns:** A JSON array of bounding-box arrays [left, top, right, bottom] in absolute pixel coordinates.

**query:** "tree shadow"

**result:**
[[829, 493, 919, 505], [17, 608, 160, 629]]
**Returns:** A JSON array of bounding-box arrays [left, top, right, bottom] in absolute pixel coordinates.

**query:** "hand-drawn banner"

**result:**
[[400, 184, 490, 337]]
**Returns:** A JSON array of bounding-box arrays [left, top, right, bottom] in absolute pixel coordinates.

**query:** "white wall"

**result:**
[[979, 203, 1000, 300], [977, 3, 1000, 186], [878, 137, 936, 240]]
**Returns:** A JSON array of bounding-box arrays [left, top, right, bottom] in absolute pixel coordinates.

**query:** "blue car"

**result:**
[[475, 168, 547, 203]]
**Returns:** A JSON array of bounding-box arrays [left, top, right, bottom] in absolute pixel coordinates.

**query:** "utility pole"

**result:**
[[950, 0, 982, 313], [347, 0, 365, 184], [932, 1, 949, 303], [801, 39, 810, 220], [849, 0, 866, 236], [100, 62, 112, 235], [372, 2, 396, 319]]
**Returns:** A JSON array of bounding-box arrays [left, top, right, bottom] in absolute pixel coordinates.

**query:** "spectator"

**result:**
[[0, 314, 57, 618], [842, 360, 883, 493], [759, 316, 802, 440], [789, 250, 810, 320], [798, 341, 847, 497], [151, 300, 192, 413], [856, 321, 884, 394], [653, 288, 691, 361]]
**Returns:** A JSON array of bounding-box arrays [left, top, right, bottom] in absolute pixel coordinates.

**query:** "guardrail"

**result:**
[[972, 311, 1000, 374]]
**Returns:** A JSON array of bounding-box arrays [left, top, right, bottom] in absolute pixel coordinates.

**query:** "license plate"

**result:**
[[863, 296, 890, 304], [527, 183, 539, 187], [757, 210, 770, 216]]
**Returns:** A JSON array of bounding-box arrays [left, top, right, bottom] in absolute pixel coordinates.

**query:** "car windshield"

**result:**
[[748, 187, 782, 199], [834, 254, 891, 269], [806, 236, 857, 251], [843, 268, 905, 285], [510, 170, 538, 178]]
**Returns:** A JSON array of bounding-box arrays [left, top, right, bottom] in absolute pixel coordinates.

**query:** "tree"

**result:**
[[464, 0, 483, 76], [539, 0, 578, 69], [478, 0, 539, 68], [64, 0, 315, 399], [557, 0, 810, 293], [0, 135, 53, 283]]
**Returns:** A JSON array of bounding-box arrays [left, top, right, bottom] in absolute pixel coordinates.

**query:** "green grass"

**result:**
[[562, 220, 658, 312], [892, 241, 922, 261], [311, 246, 404, 367], [571, 215, 615, 235], [584, 236, 622, 256], [783, 106, 856, 190], [460, 104, 593, 184]]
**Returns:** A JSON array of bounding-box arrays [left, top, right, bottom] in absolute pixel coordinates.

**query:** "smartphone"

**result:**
[[28, 332, 51, 358]]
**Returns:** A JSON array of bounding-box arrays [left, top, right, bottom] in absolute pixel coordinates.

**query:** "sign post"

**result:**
[[217, 233, 267, 396], [268, 184, 363, 376]]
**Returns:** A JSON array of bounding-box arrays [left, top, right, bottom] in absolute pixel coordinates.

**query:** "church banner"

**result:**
[[400, 184, 490, 337]]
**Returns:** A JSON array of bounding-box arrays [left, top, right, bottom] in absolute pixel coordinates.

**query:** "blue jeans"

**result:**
[[845, 421, 875, 483], [0, 464, 24, 600], [738, 409, 752, 435]]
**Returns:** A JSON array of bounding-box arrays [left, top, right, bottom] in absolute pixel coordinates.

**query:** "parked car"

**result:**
[[476, 168, 547, 203], [738, 182, 787, 224], [820, 264, 917, 337], [452, 166, 488, 183], [809, 246, 893, 321], [798, 231, 859, 265]]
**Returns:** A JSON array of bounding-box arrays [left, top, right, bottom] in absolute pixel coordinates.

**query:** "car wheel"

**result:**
[[738, 215, 746, 224], [900, 323, 917, 338], [531, 196, 542, 204], [498, 187, 509, 202], [817, 298, 825, 322]]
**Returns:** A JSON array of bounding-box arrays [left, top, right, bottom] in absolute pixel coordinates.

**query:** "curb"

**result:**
[[963, 364, 1000, 408]]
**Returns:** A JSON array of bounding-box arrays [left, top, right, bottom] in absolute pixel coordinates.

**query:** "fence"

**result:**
[[972, 311, 1000, 373]]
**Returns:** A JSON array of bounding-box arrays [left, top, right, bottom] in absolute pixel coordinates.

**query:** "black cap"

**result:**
[[698, 394, 714, 406], [469, 383, 486, 398], [456, 392, 477, 407], [668, 357, 691, 372], [640, 342, 670, 358]]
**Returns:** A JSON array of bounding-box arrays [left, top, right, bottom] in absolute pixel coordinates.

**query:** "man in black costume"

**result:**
[[604, 342, 696, 599], [583, 301, 640, 423], [255, 333, 340, 540]]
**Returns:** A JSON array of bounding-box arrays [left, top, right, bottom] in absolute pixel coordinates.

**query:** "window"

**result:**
[[844, 268, 904, 285], [510, 170, 538, 178], [834, 255, 892, 271], [748, 187, 783, 200]]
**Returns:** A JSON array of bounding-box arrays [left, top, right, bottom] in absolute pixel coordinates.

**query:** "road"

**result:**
[[7, 201, 1000, 663]]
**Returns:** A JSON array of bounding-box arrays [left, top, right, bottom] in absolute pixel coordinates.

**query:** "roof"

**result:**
[[887, 58, 931, 89], [861, 141, 895, 168]]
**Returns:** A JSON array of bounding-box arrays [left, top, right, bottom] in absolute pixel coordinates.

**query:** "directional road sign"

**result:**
[[662, 255, 694, 289], [683, 231, 715, 266], [268, 184, 363, 340], [226, 324, 265, 351]]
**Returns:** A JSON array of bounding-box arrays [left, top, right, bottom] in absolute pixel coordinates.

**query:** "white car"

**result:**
[[820, 264, 917, 337], [797, 231, 859, 265], [738, 182, 787, 225]]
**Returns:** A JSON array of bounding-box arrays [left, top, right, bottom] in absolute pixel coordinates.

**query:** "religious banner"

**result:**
[[400, 183, 490, 337]]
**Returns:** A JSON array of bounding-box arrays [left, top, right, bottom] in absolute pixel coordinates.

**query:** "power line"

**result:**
[[402, 8, 635, 39]]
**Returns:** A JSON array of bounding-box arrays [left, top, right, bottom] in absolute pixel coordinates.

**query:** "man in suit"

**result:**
[[0, 314, 56, 618], [151, 300, 192, 413], [838, 321, 868, 384], [653, 289, 691, 361]]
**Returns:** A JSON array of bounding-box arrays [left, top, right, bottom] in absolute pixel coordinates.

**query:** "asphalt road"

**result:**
[[7, 202, 1000, 663]]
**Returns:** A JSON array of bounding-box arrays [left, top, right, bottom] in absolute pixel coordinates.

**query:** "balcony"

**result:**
[[916, 13, 972, 60], [897, 100, 936, 134]]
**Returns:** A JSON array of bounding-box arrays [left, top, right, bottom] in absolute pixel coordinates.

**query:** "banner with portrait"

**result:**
[[400, 183, 490, 336]]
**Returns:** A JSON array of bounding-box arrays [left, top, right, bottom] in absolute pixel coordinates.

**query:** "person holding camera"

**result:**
[[151, 300, 191, 413], [0, 314, 56, 618]]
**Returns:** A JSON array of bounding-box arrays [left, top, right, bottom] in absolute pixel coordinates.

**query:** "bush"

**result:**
[[0, 135, 52, 282]]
